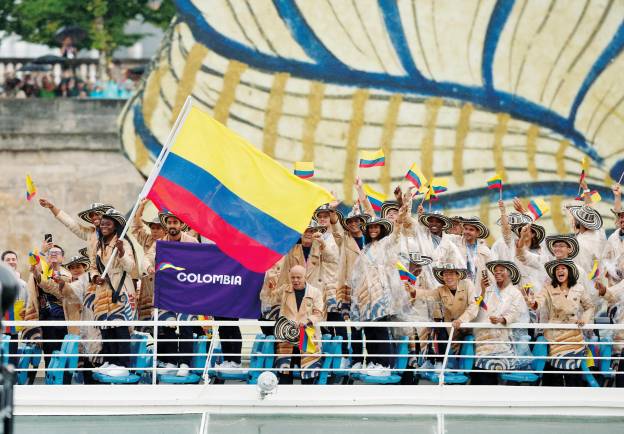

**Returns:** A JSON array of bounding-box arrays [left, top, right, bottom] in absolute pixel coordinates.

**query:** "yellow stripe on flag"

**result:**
[[294, 161, 314, 172], [362, 184, 386, 203], [169, 106, 333, 233], [360, 149, 384, 162]]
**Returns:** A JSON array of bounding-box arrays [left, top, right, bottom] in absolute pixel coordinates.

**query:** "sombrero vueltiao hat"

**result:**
[[544, 258, 579, 282], [101, 208, 127, 228], [432, 263, 468, 285], [363, 217, 393, 238], [485, 260, 521, 285], [313, 203, 335, 220], [158, 211, 188, 230], [78, 247, 88, 258], [339, 207, 371, 231], [77, 203, 114, 224], [496, 212, 533, 226], [510, 223, 546, 245], [63, 254, 90, 269], [142, 216, 163, 227], [408, 252, 433, 266], [544, 234, 580, 259], [611, 207, 624, 217], [380, 201, 400, 219], [306, 219, 327, 234], [568, 204, 603, 230], [460, 217, 490, 239], [418, 212, 452, 231]]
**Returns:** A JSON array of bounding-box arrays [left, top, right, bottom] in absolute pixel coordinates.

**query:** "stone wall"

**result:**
[[0, 99, 146, 277]]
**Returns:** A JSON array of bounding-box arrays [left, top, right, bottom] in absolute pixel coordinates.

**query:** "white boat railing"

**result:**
[[2, 319, 622, 384]]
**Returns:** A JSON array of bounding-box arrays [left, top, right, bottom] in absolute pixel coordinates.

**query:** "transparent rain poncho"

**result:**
[[349, 232, 413, 324]]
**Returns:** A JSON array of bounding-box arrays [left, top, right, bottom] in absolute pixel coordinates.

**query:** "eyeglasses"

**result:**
[[48, 249, 62, 255]]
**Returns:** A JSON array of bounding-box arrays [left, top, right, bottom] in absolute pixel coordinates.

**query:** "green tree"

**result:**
[[1, 0, 175, 79]]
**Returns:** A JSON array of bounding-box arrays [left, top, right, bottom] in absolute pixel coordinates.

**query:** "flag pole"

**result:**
[[499, 184, 503, 202], [100, 96, 195, 280], [618, 170, 624, 185]]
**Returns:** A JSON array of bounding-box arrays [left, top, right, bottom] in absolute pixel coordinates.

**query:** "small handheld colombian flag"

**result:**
[[487, 174, 503, 190], [363, 184, 386, 212], [26, 174, 37, 201], [359, 149, 385, 168], [3, 300, 25, 334], [588, 259, 600, 280], [580, 156, 589, 183], [299, 325, 317, 353], [527, 198, 550, 221], [294, 162, 315, 179], [396, 261, 416, 284], [405, 163, 427, 189], [431, 177, 448, 194], [475, 295, 488, 311], [28, 249, 41, 267]]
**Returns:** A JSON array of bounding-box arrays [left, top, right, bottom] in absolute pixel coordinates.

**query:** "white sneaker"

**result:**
[[164, 363, 178, 374], [177, 363, 190, 377], [93, 362, 110, 373], [106, 365, 130, 377], [366, 363, 391, 377], [339, 358, 351, 370], [351, 362, 363, 373], [228, 361, 247, 374]]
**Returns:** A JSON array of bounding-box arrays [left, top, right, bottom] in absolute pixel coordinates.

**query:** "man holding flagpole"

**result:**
[[144, 211, 203, 377]]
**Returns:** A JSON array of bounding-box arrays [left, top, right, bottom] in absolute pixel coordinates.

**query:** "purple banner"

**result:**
[[154, 241, 264, 319]]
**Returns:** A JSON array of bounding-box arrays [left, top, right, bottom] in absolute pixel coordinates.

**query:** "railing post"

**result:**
[[439, 326, 455, 386], [202, 324, 219, 383], [152, 308, 159, 385]]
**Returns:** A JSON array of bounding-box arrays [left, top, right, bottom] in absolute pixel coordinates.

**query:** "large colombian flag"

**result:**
[[146, 102, 333, 273]]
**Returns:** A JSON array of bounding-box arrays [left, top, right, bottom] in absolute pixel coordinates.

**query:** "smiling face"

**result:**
[[367, 224, 381, 240], [427, 217, 444, 236], [463, 224, 479, 243], [493, 265, 509, 286], [316, 211, 331, 227], [385, 209, 399, 223], [442, 270, 459, 288], [46, 247, 63, 266], [99, 217, 115, 237], [68, 263, 86, 278], [2, 253, 17, 270], [88, 211, 103, 228], [301, 228, 316, 246], [555, 264, 569, 284], [346, 218, 362, 235], [165, 216, 183, 237], [552, 241, 572, 259]]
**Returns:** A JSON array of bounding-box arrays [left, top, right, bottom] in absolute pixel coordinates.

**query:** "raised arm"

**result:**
[[354, 176, 376, 217], [612, 184, 622, 213], [498, 199, 512, 245], [579, 179, 593, 205], [39, 198, 93, 241], [131, 198, 152, 247]]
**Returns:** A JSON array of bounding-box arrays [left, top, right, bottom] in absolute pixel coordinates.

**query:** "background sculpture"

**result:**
[[119, 0, 624, 239]]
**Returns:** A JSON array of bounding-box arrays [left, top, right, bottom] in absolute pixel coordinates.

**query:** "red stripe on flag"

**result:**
[[148, 177, 283, 272]]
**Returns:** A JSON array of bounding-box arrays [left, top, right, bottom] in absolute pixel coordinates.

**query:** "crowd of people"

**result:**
[[0, 67, 137, 99], [3, 177, 624, 387]]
